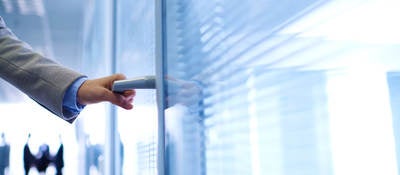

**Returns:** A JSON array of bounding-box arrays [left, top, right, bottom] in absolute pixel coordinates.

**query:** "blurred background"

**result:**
[[0, 0, 157, 174], [1, 0, 400, 175]]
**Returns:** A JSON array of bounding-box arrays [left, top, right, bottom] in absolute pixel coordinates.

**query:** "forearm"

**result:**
[[0, 16, 135, 122], [0, 21, 84, 121]]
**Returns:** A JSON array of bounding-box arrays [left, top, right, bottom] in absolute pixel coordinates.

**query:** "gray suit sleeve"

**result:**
[[0, 17, 85, 122]]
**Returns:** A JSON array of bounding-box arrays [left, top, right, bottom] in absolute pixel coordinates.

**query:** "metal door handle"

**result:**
[[112, 75, 156, 92]]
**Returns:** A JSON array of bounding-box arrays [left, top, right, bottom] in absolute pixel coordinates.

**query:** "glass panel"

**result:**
[[80, 0, 112, 174], [162, 0, 400, 174], [116, 0, 158, 174]]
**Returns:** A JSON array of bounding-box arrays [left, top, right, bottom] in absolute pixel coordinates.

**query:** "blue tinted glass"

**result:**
[[116, 0, 158, 174], [163, 0, 400, 174]]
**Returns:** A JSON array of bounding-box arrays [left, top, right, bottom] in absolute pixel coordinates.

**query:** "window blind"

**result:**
[[163, 0, 400, 174]]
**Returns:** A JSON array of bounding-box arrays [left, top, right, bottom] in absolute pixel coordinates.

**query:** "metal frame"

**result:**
[[155, 0, 166, 174], [105, 0, 120, 174], [104, 0, 166, 174]]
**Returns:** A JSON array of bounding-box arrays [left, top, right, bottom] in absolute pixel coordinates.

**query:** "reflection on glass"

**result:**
[[163, 0, 400, 174]]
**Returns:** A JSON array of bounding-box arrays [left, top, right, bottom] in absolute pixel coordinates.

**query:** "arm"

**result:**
[[0, 17, 135, 122], [0, 17, 84, 120]]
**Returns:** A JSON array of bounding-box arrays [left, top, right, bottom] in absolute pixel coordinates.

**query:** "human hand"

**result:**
[[77, 74, 135, 109]]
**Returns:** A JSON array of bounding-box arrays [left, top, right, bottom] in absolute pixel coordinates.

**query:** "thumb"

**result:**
[[98, 74, 126, 90], [110, 73, 127, 82]]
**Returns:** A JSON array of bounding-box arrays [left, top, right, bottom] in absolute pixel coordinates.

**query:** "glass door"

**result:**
[[116, 0, 159, 175], [161, 0, 400, 175]]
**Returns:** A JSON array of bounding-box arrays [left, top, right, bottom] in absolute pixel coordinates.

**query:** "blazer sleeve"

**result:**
[[0, 16, 85, 122]]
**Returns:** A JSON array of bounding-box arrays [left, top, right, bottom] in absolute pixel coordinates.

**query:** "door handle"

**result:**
[[112, 75, 156, 93]]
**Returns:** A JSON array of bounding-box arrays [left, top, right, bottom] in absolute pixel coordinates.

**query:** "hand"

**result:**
[[77, 74, 135, 109]]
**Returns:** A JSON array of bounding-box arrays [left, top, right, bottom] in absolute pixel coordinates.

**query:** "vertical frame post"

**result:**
[[155, 0, 166, 174], [105, 0, 119, 174]]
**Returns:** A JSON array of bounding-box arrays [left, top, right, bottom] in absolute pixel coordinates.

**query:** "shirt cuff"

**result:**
[[63, 77, 87, 117]]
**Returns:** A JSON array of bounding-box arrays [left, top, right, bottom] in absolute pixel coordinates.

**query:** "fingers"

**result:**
[[77, 73, 136, 110], [102, 90, 134, 110], [117, 90, 135, 109], [103, 75, 135, 109], [122, 90, 136, 97], [108, 74, 136, 103]]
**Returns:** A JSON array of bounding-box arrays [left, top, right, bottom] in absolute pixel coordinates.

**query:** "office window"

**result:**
[[162, 0, 400, 175]]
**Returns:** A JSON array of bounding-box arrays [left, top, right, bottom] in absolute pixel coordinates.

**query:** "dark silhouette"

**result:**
[[23, 134, 64, 175], [0, 133, 10, 175]]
